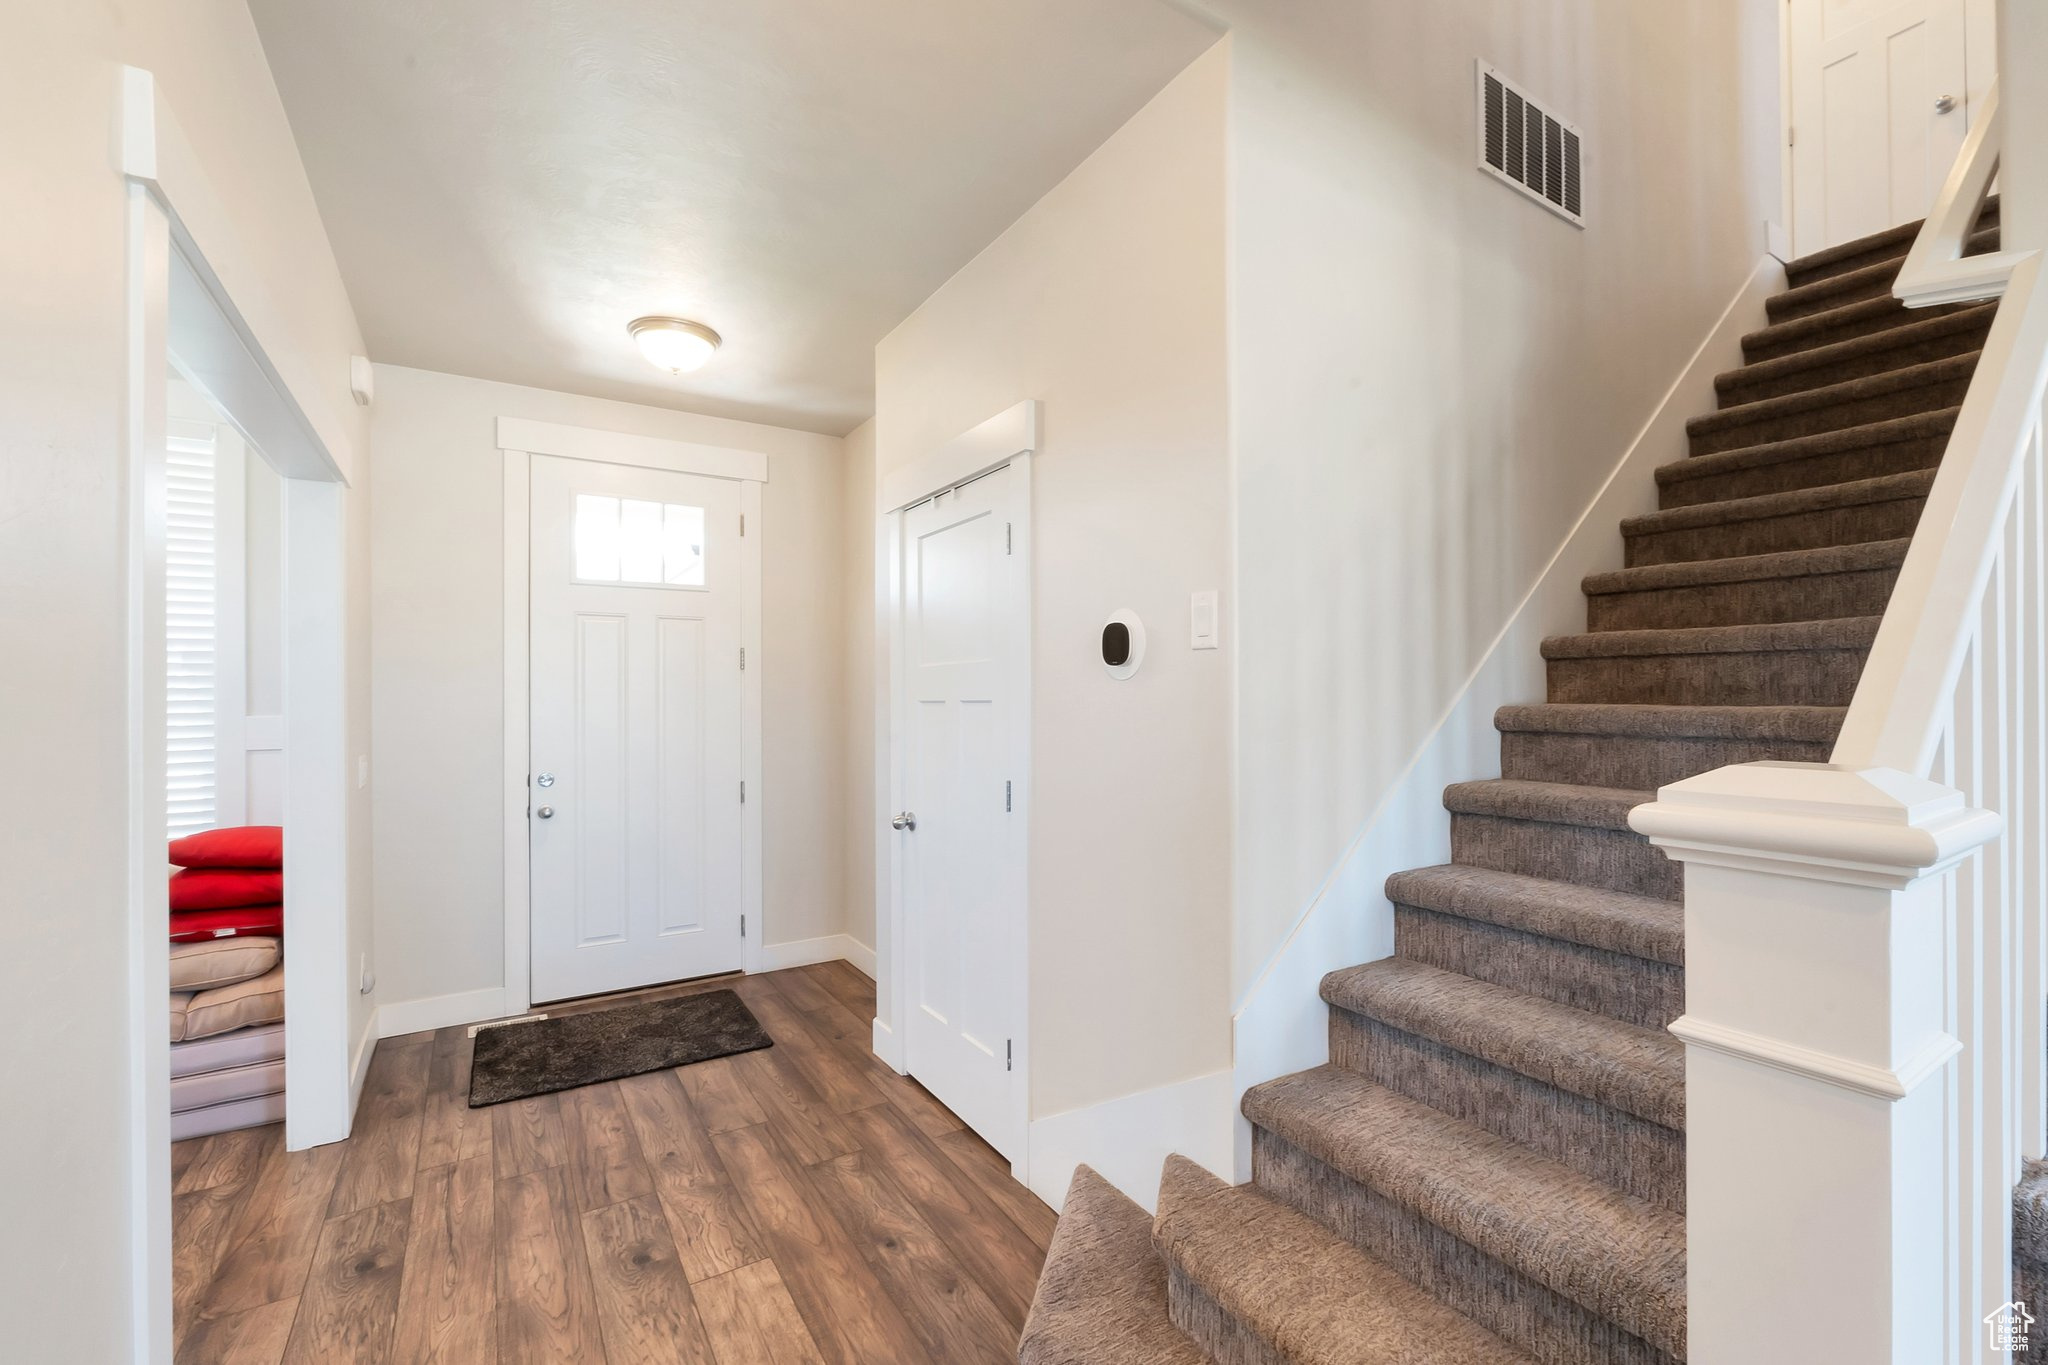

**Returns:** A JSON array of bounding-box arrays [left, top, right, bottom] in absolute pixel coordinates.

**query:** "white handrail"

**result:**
[[1893, 80, 2030, 309], [1832, 257, 2048, 772], [1832, 75, 2047, 774]]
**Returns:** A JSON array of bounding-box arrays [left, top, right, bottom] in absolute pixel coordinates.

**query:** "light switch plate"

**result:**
[[1190, 590, 1219, 649]]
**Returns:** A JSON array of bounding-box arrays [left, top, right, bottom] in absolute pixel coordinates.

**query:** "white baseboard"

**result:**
[[1227, 255, 1788, 1180], [757, 933, 874, 978], [1025, 1069, 1235, 1214], [375, 985, 512, 1041]]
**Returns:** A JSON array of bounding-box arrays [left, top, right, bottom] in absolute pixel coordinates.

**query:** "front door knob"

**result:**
[[891, 811, 917, 831]]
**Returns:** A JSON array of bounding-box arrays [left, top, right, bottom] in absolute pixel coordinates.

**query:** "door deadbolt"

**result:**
[[536, 772, 556, 788]]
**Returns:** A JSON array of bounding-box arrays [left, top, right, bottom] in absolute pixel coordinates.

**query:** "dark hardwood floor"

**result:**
[[170, 961, 1054, 1364]]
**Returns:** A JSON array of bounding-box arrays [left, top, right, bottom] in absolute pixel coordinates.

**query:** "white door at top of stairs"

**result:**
[[1788, 0, 1987, 256]]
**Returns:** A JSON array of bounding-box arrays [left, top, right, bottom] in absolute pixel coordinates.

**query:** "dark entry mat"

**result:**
[[467, 988, 772, 1107]]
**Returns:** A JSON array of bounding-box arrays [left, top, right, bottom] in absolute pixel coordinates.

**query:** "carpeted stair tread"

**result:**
[[1656, 407, 1957, 499], [1781, 216, 1922, 284], [1018, 1165, 1207, 1365], [1715, 302, 1994, 403], [1687, 354, 1975, 444], [1623, 469, 1933, 539], [1151, 1155, 1538, 1365], [1586, 538, 1910, 596], [1386, 864, 1683, 965], [1443, 777, 1650, 831], [1766, 224, 2001, 322], [1321, 959, 1684, 1130], [1242, 1067, 1687, 1358], [2016, 1161, 2048, 1365], [1543, 615, 1881, 660], [1493, 701, 1845, 743]]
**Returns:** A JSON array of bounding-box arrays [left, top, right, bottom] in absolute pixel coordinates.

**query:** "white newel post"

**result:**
[[1632, 762, 2003, 1363]]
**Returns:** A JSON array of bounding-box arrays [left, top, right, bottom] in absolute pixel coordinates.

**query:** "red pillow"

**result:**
[[168, 825, 283, 870], [169, 868, 284, 911], [169, 905, 283, 943]]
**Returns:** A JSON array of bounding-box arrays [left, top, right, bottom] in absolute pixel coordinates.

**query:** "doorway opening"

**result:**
[[123, 64, 360, 1361]]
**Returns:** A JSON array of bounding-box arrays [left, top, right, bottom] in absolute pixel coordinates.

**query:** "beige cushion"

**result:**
[[170, 992, 194, 1044], [170, 936, 281, 992], [183, 966, 285, 1042]]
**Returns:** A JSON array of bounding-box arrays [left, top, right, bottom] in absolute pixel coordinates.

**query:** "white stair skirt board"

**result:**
[[1026, 1069, 1236, 1214], [1226, 256, 1785, 1181]]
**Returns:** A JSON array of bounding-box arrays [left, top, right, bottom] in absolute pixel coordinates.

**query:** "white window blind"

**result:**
[[167, 422, 221, 838]]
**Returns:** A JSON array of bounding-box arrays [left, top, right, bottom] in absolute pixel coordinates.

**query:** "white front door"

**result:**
[[1789, 0, 1977, 255], [897, 467, 1025, 1157], [529, 454, 745, 1003]]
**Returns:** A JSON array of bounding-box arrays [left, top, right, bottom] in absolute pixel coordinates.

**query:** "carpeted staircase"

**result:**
[[1018, 205, 2003, 1365]]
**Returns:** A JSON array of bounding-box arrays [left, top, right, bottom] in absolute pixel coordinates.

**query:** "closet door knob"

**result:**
[[536, 806, 555, 819]]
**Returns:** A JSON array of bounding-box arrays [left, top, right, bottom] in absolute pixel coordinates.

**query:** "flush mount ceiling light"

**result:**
[[628, 316, 721, 373]]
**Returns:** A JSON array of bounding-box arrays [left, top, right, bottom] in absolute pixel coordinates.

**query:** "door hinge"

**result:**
[[739, 647, 747, 671], [741, 913, 747, 938], [739, 780, 746, 804], [1787, 125, 1795, 148], [1005, 522, 1013, 555], [1005, 780, 1012, 813], [1006, 1039, 1013, 1072], [739, 512, 746, 536]]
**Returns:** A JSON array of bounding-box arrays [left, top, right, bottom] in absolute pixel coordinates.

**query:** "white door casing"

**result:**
[[499, 418, 766, 1019], [899, 470, 1024, 1152], [1788, 0, 1978, 255], [527, 454, 746, 1003]]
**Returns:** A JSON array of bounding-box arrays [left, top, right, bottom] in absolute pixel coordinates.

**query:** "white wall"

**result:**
[[368, 365, 850, 1014], [0, 3, 371, 1357], [872, 43, 1234, 1121], [1204, 0, 1786, 998], [840, 417, 879, 955]]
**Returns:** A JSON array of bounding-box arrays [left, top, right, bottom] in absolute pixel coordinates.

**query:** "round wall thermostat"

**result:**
[[1102, 611, 1145, 679]]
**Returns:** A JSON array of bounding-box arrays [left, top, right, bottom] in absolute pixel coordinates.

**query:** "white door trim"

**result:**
[[498, 424, 766, 1015], [121, 66, 357, 1364], [874, 400, 1037, 1178]]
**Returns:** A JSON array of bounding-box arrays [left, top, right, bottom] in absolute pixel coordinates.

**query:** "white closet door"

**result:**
[[897, 467, 1024, 1154]]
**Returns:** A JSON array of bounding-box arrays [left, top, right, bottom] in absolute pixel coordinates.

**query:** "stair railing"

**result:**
[[1633, 75, 2048, 1364]]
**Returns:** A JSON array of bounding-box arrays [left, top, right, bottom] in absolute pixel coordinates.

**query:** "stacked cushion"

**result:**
[[172, 1020, 284, 1076], [169, 825, 283, 868], [170, 868, 283, 911], [167, 827, 287, 1140], [169, 905, 285, 942], [170, 937, 281, 992], [178, 966, 284, 1043]]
